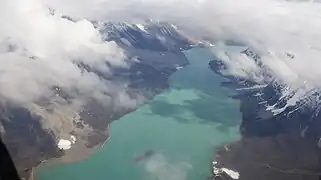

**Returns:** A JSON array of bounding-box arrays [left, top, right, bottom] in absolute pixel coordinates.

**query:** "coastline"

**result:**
[[0, 21, 195, 180], [33, 63, 183, 179], [211, 134, 321, 180], [208, 57, 321, 180], [35, 47, 232, 180], [34, 114, 114, 179]]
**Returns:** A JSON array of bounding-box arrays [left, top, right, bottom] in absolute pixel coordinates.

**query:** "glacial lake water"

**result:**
[[37, 48, 241, 180]]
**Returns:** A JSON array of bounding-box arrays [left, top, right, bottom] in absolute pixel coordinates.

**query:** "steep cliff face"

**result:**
[[209, 49, 321, 180], [0, 20, 192, 180], [100, 21, 191, 51]]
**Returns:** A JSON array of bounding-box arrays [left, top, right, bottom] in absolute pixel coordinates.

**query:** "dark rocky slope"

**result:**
[[0, 21, 192, 180], [209, 50, 321, 180]]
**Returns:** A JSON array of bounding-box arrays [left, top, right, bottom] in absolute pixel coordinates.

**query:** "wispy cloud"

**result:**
[[143, 153, 192, 180]]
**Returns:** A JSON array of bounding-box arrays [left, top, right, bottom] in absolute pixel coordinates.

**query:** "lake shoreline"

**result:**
[[36, 47, 242, 180], [33, 56, 188, 180], [208, 55, 321, 180]]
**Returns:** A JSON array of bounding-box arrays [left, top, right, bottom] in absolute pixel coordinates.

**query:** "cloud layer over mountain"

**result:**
[[2, 0, 321, 111]]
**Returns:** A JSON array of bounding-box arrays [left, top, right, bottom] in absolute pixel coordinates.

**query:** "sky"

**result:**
[[1, 0, 321, 112]]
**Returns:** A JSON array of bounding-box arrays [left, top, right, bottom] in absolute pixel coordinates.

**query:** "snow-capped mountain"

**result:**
[[209, 46, 321, 138], [99, 21, 191, 51]]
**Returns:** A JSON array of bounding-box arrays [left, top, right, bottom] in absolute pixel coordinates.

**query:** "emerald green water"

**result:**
[[37, 48, 241, 180]]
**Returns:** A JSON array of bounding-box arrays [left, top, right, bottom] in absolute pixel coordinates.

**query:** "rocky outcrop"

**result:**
[[213, 135, 321, 180]]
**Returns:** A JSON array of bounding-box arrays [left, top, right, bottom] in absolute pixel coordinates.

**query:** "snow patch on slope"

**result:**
[[57, 135, 77, 150], [58, 139, 72, 150]]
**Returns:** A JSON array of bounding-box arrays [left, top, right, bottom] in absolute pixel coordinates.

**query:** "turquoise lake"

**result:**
[[36, 48, 241, 180]]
